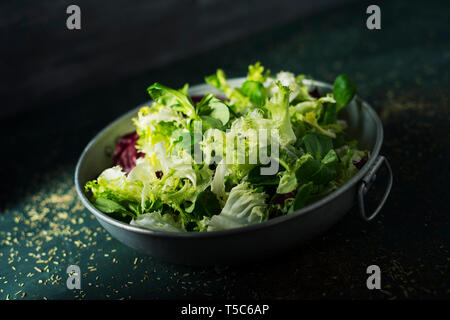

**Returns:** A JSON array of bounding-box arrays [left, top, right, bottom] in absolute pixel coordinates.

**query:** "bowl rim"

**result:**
[[75, 78, 383, 238]]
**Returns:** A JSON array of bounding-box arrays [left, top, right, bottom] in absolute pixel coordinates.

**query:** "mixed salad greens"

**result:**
[[85, 63, 368, 232]]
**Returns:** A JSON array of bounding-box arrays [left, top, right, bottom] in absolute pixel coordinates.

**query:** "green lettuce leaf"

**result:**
[[207, 182, 268, 231], [86, 64, 366, 233], [295, 155, 336, 185], [196, 93, 230, 126], [265, 82, 296, 145], [241, 80, 267, 107], [293, 181, 313, 210], [333, 74, 356, 111], [131, 211, 185, 232], [322, 149, 339, 166], [247, 164, 280, 186], [276, 170, 297, 194], [301, 111, 337, 138], [302, 133, 333, 160], [205, 69, 252, 114], [147, 83, 197, 119], [323, 102, 338, 125], [247, 62, 270, 82]]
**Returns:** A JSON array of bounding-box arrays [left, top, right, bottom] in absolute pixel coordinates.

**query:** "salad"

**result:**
[[85, 63, 368, 232]]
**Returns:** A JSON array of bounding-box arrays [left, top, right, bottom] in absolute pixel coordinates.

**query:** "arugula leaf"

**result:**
[[200, 115, 223, 131], [293, 181, 313, 210], [147, 82, 197, 119], [196, 93, 230, 126], [94, 197, 127, 213], [302, 133, 333, 160], [333, 74, 356, 111], [241, 80, 267, 107], [94, 198, 135, 218]]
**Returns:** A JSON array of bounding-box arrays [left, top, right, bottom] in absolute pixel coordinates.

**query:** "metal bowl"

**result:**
[[75, 78, 392, 265]]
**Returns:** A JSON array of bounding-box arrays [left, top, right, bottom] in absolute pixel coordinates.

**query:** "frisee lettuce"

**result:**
[[85, 63, 366, 232]]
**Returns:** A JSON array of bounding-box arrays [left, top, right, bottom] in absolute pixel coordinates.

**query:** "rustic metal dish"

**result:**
[[75, 78, 393, 265]]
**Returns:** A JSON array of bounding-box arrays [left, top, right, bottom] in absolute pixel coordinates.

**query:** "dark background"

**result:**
[[0, 0, 449, 300], [1, 0, 342, 118]]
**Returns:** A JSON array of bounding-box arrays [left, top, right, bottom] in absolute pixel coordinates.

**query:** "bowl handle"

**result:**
[[358, 155, 393, 222]]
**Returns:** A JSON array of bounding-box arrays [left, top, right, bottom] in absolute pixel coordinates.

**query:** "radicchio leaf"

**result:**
[[113, 132, 144, 174], [352, 152, 369, 169]]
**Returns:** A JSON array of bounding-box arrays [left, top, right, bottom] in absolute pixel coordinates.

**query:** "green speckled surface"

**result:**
[[1, 0, 449, 299]]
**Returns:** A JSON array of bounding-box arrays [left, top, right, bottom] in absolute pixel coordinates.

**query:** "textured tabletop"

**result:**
[[1, 0, 449, 299]]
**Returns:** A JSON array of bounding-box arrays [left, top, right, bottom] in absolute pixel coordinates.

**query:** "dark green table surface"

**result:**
[[1, 0, 449, 299]]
